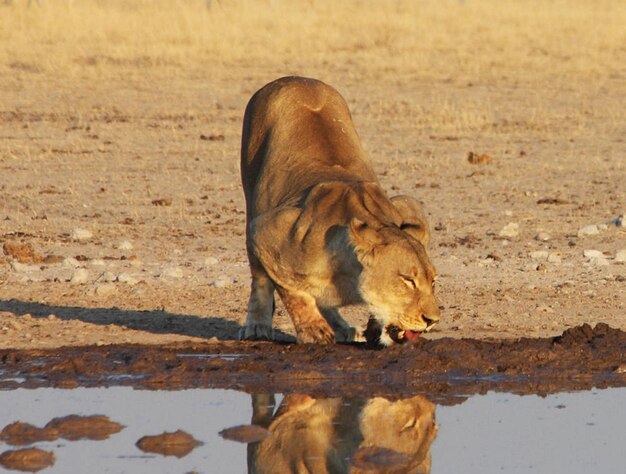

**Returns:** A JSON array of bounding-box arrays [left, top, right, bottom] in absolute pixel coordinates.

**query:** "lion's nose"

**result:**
[[423, 314, 439, 328]]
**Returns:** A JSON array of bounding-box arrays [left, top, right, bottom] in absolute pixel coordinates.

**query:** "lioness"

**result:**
[[247, 393, 437, 474], [239, 76, 439, 345]]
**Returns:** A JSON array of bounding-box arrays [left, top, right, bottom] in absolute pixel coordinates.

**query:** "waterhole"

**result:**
[[1, 386, 623, 473]]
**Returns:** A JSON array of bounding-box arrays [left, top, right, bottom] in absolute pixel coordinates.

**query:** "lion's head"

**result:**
[[350, 217, 440, 346]]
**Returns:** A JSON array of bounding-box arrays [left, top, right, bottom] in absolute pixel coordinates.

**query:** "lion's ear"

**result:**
[[390, 195, 430, 248], [349, 217, 383, 252]]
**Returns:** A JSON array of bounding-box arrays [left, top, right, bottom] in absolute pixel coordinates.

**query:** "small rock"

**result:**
[[615, 250, 626, 263], [583, 249, 605, 259], [587, 257, 610, 267], [212, 275, 232, 288], [116, 241, 133, 250], [71, 228, 93, 241], [499, 222, 519, 238], [90, 259, 106, 267], [63, 257, 81, 268], [547, 253, 562, 264], [161, 267, 183, 279], [535, 232, 551, 242], [523, 262, 540, 272], [70, 268, 89, 284], [95, 283, 117, 297], [117, 273, 139, 286], [529, 251, 549, 261], [577, 225, 599, 237], [100, 271, 117, 282], [204, 256, 219, 266], [10, 261, 39, 273]]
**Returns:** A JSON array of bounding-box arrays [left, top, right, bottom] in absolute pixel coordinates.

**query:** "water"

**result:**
[[0, 387, 624, 473]]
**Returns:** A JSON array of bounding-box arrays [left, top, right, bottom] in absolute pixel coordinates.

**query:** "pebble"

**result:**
[[70, 268, 90, 284], [117, 273, 140, 286], [615, 250, 626, 263], [204, 256, 219, 266], [547, 253, 562, 264], [534, 232, 551, 242], [583, 249, 605, 259], [587, 257, 610, 267], [101, 271, 117, 282], [63, 257, 81, 268], [95, 283, 118, 297], [577, 225, 599, 237], [499, 222, 519, 238], [117, 241, 133, 250], [523, 262, 540, 272], [71, 228, 93, 241], [211, 275, 232, 288], [10, 261, 39, 273], [161, 267, 183, 279], [529, 251, 549, 261]]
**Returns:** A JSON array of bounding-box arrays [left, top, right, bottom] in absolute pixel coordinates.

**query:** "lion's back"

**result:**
[[241, 77, 376, 217]]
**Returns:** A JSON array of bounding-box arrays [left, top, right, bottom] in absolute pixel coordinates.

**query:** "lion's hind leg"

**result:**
[[276, 287, 335, 344], [240, 267, 276, 341]]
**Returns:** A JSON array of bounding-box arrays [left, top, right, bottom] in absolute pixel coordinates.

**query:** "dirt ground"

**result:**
[[0, 0, 624, 350]]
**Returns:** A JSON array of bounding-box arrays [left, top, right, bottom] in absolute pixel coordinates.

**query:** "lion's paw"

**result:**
[[296, 324, 336, 344], [239, 323, 274, 341], [334, 326, 364, 343]]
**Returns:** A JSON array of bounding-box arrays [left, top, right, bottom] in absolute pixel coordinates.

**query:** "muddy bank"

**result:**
[[1, 324, 624, 400]]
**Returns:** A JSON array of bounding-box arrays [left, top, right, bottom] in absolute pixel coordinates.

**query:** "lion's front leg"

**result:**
[[276, 287, 335, 344], [240, 265, 276, 341], [320, 307, 362, 343]]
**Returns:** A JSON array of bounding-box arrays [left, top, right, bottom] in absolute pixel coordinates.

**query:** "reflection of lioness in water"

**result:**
[[247, 393, 437, 474], [240, 76, 439, 345]]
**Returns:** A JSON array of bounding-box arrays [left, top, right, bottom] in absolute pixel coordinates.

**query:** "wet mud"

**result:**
[[136, 430, 202, 458], [44, 415, 124, 441], [1, 323, 624, 399], [0, 448, 55, 472]]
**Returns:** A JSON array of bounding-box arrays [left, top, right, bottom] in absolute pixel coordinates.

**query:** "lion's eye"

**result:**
[[401, 275, 417, 289]]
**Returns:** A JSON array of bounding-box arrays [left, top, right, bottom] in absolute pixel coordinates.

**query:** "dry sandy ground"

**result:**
[[0, 0, 624, 349]]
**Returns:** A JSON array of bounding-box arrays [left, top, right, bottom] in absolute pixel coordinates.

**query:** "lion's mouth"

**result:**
[[386, 325, 422, 344]]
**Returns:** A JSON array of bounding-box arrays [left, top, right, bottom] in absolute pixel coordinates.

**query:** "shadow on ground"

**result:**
[[0, 299, 250, 341]]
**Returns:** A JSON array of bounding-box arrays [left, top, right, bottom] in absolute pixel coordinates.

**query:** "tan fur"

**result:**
[[248, 393, 437, 474], [240, 76, 439, 344]]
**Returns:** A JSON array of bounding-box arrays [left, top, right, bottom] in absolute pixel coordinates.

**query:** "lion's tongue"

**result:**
[[404, 330, 421, 343]]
